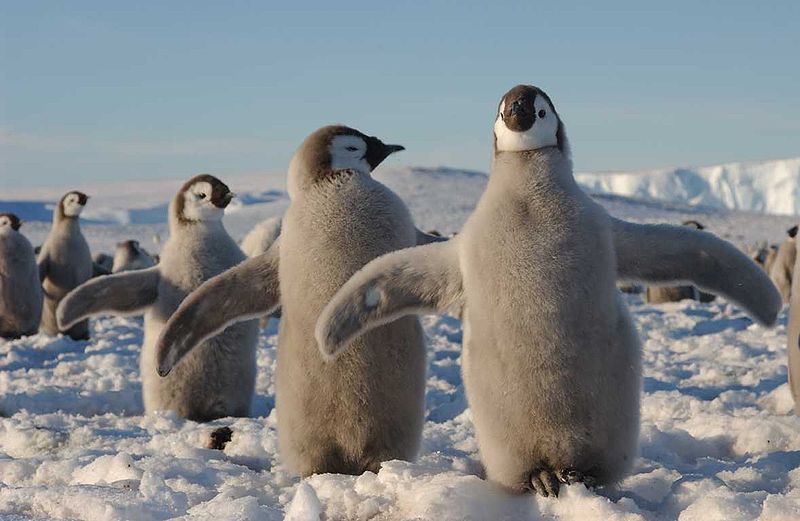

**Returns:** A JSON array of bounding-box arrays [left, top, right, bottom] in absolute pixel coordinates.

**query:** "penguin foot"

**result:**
[[207, 426, 233, 450], [555, 467, 597, 488], [529, 469, 560, 497]]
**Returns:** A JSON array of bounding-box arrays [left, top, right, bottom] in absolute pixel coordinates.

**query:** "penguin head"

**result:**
[[788, 225, 798, 239], [174, 174, 234, 224], [0, 213, 21, 233], [288, 125, 404, 198], [494, 85, 567, 155], [60, 191, 89, 218], [117, 239, 141, 255]]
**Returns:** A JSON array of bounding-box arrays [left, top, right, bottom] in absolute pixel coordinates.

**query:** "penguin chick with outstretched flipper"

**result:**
[[156, 125, 443, 477], [0, 213, 43, 338], [38, 191, 93, 340], [57, 175, 258, 422], [315, 85, 781, 497]]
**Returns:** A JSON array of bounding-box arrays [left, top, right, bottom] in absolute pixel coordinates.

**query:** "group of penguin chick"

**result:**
[[0, 85, 786, 498]]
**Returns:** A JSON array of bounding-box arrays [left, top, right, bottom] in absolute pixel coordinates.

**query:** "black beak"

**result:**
[[212, 190, 234, 209], [364, 137, 405, 170], [76, 193, 89, 205]]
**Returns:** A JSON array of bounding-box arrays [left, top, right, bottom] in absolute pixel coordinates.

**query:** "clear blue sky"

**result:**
[[2, 1, 798, 186]]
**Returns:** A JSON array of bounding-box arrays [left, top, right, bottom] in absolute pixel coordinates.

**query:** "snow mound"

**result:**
[[577, 157, 800, 216]]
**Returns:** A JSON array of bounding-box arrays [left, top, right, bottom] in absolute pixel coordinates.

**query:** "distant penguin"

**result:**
[[315, 85, 781, 496], [93, 252, 113, 275], [645, 220, 715, 304], [764, 244, 780, 273], [785, 231, 800, 414], [155, 125, 443, 476], [240, 216, 282, 258], [770, 225, 798, 304], [57, 174, 259, 422], [111, 240, 157, 273], [0, 213, 43, 339], [38, 191, 93, 340]]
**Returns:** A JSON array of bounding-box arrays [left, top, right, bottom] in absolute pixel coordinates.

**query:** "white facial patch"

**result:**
[[329, 135, 370, 173], [0, 216, 13, 234], [182, 181, 223, 222], [62, 193, 85, 217], [493, 97, 559, 152]]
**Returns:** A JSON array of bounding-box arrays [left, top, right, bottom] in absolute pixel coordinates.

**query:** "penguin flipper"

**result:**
[[316, 239, 463, 359], [611, 218, 782, 326], [415, 228, 448, 245], [56, 266, 160, 330], [156, 242, 281, 377]]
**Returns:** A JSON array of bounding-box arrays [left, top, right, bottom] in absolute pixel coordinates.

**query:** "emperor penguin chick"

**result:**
[[785, 227, 800, 413], [111, 240, 157, 273], [155, 125, 443, 476], [38, 191, 93, 340], [0, 214, 43, 338], [315, 85, 781, 497], [240, 216, 282, 258], [57, 175, 258, 421], [770, 225, 798, 304]]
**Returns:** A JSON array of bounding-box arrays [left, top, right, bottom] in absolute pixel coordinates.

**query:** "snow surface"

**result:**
[[1, 166, 800, 520], [576, 157, 800, 216]]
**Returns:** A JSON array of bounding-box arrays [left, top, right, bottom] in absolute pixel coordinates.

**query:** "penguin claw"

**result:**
[[555, 468, 597, 488], [530, 469, 560, 497]]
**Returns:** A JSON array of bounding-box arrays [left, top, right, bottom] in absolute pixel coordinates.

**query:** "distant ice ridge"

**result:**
[[576, 157, 800, 216]]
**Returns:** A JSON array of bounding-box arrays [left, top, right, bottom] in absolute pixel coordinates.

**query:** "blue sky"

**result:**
[[2, 1, 799, 186]]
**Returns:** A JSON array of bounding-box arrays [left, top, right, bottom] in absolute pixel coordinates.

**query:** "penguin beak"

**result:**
[[213, 191, 234, 209], [365, 138, 405, 170]]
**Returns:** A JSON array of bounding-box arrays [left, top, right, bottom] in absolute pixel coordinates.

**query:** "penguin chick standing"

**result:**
[[111, 240, 157, 273], [770, 225, 798, 304], [0, 213, 43, 338], [38, 191, 93, 340], [155, 126, 443, 476], [784, 227, 800, 413], [57, 175, 258, 421], [241, 216, 282, 258], [315, 85, 781, 496]]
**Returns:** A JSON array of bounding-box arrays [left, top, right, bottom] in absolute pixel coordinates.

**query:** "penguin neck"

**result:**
[[169, 217, 225, 238], [53, 212, 81, 233], [489, 147, 578, 199]]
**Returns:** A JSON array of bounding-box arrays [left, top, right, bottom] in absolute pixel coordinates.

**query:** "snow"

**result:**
[[576, 157, 800, 216], [1, 166, 800, 520]]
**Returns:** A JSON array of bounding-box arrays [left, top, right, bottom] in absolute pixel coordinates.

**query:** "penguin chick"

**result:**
[[241, 216, 282, 258], [315, 85, 781, 497], [155, 125, 443, 477], [56, 175, 259, 422], [111, 240, 157, 273], [770, 225, 798, 304], [38, 191, 93, 340], [0, 213, 43, 338]]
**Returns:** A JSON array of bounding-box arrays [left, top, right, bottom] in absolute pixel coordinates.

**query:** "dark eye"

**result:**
[[346, 146, 358, 152], [538, 109, 546, 118], [198, 193, 207, 199]]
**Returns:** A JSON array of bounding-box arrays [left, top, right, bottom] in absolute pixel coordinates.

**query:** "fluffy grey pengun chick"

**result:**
[[315, 85, 782, 497], [0, 213, 43, 339], [155, 125, 444, 477], [57, 174, 259, 422], [38, 191, 93, 340]]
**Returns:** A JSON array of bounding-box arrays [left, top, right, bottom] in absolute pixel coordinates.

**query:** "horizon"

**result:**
[[2, 1, 799, 187]]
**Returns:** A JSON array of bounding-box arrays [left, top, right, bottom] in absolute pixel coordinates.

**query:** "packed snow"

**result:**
[[1, 166, 800, 520]]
